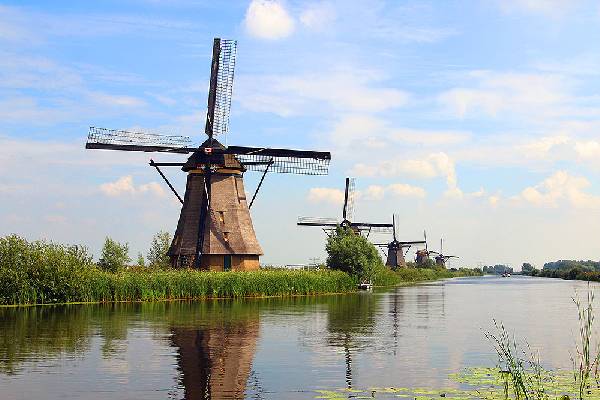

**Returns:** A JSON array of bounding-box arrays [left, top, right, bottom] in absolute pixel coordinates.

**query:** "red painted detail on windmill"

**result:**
[[204, 148, 213, 154]]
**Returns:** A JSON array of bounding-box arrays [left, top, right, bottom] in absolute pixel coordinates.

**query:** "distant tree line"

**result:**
[[482, 265, 513, 275], [521, 259, 600, 282]]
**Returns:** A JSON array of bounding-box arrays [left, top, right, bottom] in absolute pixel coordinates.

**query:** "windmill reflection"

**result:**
[[170, 312, 259, 400], [325, 293, 378, 389]]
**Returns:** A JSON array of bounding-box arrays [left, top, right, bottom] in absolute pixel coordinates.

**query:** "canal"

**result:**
[[0, 276, 595, 399]]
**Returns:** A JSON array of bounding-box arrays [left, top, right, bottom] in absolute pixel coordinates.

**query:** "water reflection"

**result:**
[[1, 277, 599, 400], [170, 303, 259, 400], [325, 293, 378, 389]]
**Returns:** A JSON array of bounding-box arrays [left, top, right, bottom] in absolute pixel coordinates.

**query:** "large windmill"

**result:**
[[429, 238, 459, 267], [373, 215, 426, 269], [297, 178, 392, 236], [86, 38, 331, 270]]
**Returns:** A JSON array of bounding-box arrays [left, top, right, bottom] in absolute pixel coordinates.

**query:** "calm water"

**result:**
[[0, 276, 597, 399]]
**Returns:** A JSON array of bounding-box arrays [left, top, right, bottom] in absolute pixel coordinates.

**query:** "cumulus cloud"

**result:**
[[518, 171, 600, 208], [236, 70, 409, 117], [387, 183, 426, 198], [438, 71, 570, 120], [244, 0, 294, 40], [310, 183, 426, 204], [307, 187, 345, 205], [300, 2, 335, 31], [100, 176, 165, 197], [351, 152, 457, 185]]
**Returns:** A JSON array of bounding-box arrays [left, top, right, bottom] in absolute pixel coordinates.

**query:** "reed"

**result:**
[[0, 235, 479, 305]]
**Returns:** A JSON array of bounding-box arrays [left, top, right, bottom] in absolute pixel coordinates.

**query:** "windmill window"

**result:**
[[223, 232, 229, 242], [218, 211, 225, 224]]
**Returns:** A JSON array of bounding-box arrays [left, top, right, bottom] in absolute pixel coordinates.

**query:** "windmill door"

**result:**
[[224, 255, 232, 271]]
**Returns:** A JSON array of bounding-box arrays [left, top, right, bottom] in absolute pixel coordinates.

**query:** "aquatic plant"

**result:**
[[485, 320, 549, 400], [572, 288, 600, 400]]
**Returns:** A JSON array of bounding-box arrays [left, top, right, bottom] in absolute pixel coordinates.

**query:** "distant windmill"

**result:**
[[415, 230, 431, 265], [429, 238, 459, 268], [86, 38, 331, 271], [373, 214, 426, 269], [297, 178, 392, 236]]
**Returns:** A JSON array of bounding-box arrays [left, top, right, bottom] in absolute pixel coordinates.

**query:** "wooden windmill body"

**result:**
[[429, 238, 458, 268], [86, 38, 331, 271], [373, 215, 426, 269]]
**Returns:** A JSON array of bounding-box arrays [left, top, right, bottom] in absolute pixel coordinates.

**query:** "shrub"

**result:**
[[147, 231, 171, 269], [325, 226, 383, 282], [98, 237, 130, 273]]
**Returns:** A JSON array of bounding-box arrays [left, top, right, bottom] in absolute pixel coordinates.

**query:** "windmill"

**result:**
[[86, 38, 331, 270], [373, 215, 426, 269], [415, 230, 432, 265], [297, 178, 392, 236], [429, 238, 459, 268]]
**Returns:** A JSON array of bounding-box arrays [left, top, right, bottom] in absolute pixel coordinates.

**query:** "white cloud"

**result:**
[[497, 0, 579, 17], [364, 185, 385, 200], [300, 2, 335, 31], [244, 0, 294, 40], [518, 171, 600, 208], [387, 183, 426, 198], [307, 187, 344, 205], [236, 70, 409, 117], [517, 135, 570, 159], [574, 140, 600, 159], [438, 71, 570, 120], [99, 176, 165, 197], [351, 152, 457, 185]]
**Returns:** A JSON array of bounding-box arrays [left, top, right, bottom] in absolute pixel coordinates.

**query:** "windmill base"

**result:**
[[171, 254, 260, 271]]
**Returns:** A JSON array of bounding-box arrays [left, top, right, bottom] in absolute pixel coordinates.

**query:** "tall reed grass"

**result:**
[[0, 235, 478, 305]]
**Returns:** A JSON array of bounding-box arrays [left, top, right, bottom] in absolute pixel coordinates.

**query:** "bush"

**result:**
[[98, 237, 130, 273], [325, 226, 383, 282], [147, 231, 171, 269]]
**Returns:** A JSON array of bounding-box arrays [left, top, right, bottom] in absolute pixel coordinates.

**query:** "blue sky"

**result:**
[[2, 0, 600, 269]]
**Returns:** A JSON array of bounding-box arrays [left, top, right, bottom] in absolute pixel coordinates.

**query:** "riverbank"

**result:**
[[0, 267, 482, 306], [0, 235, 481, 305], [524, 267, 600, 282]]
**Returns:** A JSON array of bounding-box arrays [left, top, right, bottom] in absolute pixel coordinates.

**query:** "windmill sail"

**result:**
[[213, 39, 237, 138], [86, 127, 192, 153]]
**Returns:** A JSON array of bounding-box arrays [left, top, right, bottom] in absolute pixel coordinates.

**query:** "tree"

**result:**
[[521, 262, 534, 274], [98, 237, 131, 273], [147, 230, 172, 269], [136, 253, 145, 268], [325, 226, 383, 282]]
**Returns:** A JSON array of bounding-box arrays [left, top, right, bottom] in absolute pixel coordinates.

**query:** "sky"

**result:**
[[2, 0, 600, 269]]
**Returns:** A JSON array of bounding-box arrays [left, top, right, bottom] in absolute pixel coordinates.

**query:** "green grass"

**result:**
[[372, 265, 481, 287], [0, 234, 480, 305]]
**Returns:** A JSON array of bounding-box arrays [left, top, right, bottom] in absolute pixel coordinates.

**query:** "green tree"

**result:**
[[98, 237, 130, 273], [521, 262, 534, 274], [147, 230, 172, 269], [325, 226, 383, 282], [136, 253, 145, 268]]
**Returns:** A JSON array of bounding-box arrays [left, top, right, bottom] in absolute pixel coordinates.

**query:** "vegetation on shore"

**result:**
[[522, 259, 600, 282], [0, 234, 480, 306]]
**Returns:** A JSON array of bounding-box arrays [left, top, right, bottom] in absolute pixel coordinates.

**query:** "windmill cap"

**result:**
[[182, 138, 244, 172]]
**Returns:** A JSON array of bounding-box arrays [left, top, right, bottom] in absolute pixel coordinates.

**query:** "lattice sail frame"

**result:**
[[87, 127, 192, 150], [346, 178, 356, 221], [236, 153, 330, 175], [213, 39, 237, 138]]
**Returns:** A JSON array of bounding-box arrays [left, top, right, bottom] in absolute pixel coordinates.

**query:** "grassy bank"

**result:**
[[0, 235, 480, 305], [372, 265, 481, 286], [525, 267, 600, 282]]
